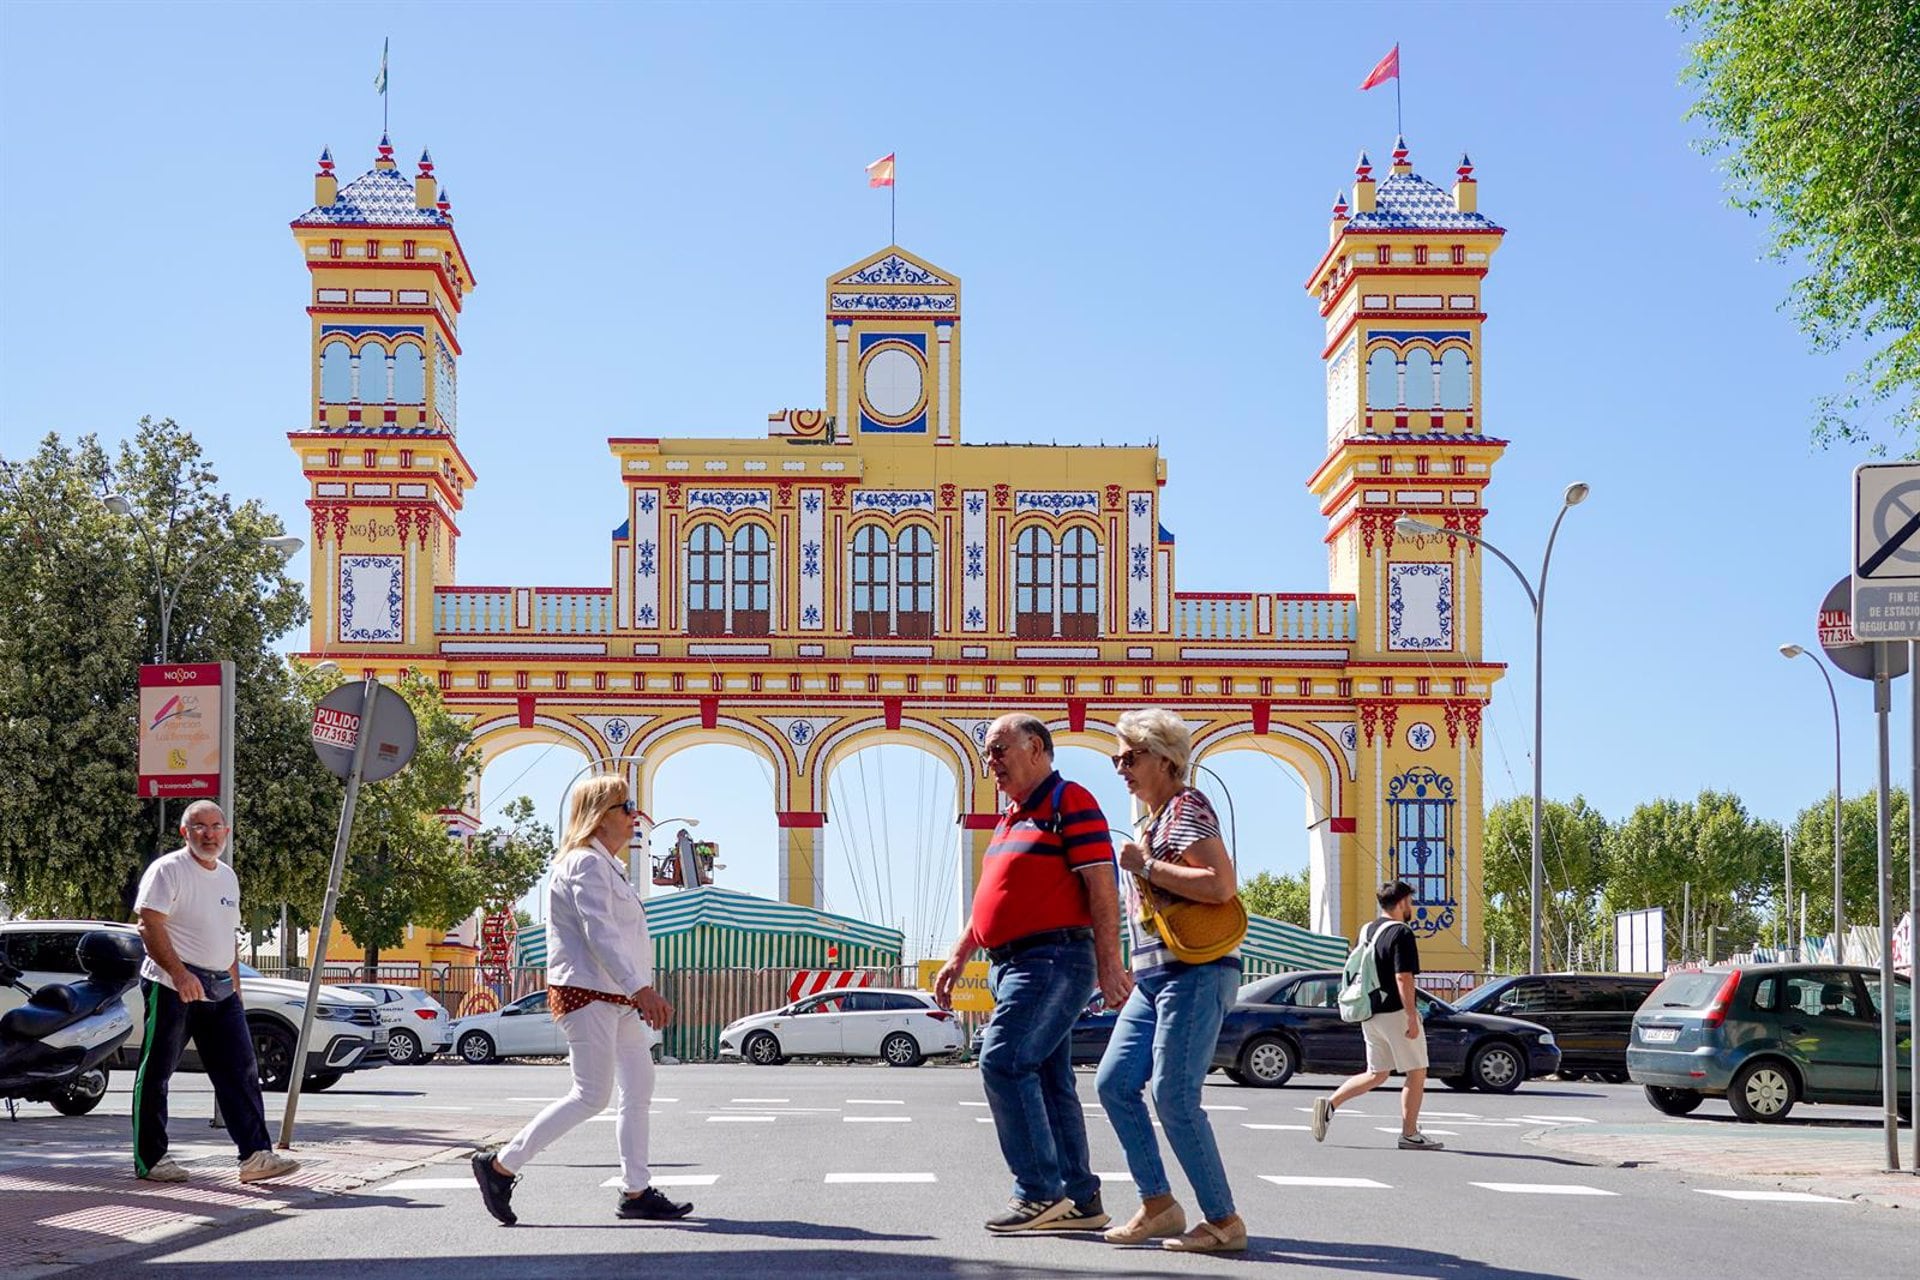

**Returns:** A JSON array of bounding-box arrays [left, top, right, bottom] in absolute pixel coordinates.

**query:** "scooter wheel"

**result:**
[[51, 1067, 109, 1116]]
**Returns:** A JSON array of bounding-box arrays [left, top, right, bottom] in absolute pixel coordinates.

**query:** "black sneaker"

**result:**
[[471, 1151, 518, 1226], [984, 1195, 1073, 1233], [1036, 1191, 1109, 1231], [616, 1186, 694, 1220]]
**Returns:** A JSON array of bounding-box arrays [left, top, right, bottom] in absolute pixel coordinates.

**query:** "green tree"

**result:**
[[1785, 789, 1909, 940], [1605, 791, 1781, 961], [472, 797, 555, 918], [1240, 869, 1310, 927], [0, 422, 330, 920], [1481, 796, 1613, 972], [1678, 0, 1920, 448]]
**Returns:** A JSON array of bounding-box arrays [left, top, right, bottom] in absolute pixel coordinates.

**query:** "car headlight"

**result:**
[[1536, 1031, 1556, 1045], [287, 1001, 357, 1021]]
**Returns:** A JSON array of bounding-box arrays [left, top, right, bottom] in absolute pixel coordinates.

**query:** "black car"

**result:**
[[1212, 970, 1561, 1093], [970, 997, 1117, 1066], [1453, 973, 1658, 1083]]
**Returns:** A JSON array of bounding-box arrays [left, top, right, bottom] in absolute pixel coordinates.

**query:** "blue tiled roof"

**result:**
[[1347, 172, 1500, 232], [295, 166, 447, 228]]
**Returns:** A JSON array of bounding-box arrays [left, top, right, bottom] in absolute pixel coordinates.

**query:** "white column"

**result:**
[[937, 322, 953, 442], [834, 323, 852, 433]]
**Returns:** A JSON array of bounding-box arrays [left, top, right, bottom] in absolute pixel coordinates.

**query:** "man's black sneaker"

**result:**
[[1036, 1191, 1109, 1231], [471, 1151, 517, 1226], [616, 1186, 695, 1220], [984, 1195, 1073, 1233]]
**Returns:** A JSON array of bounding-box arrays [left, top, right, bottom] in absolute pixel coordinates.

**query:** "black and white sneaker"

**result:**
[[1036, 1191, 1109, 1231], [617, 1186, 695, 1220], [1397, 1131, 1445, 1151], [471, 1150, 518, 1225], [985, 1196, 1073, 1233]]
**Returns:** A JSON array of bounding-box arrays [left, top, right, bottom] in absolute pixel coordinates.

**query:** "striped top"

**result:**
[[1127, 788, 1241, 977], [971, 771, 1115, 950]]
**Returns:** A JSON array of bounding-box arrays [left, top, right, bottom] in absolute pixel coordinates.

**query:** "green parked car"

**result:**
[[1627, 964, 1912, 1123]]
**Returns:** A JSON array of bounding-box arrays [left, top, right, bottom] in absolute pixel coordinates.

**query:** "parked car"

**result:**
[[970, 996, 1117, 1066], [0, 920, 387, 1091], [1214, 970, 1561, 1092], [1628, 964, 1913, 1123], [720, 987, 964, 1067], [336, 983, 454, 1065], [447, 990, 569, 1063], [1452, 973, 1658, 1082]]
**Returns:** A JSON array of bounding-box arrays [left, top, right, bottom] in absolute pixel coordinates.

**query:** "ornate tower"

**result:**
[[289, 137, 477, 656], [1305, 139, 1506, 970], [820, 247, 962, 447]]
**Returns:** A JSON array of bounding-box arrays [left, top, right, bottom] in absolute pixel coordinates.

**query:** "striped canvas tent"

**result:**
[[512, 922, 547, 969], [1240, 914, 1348, 976], [643, 886, 904, 971]]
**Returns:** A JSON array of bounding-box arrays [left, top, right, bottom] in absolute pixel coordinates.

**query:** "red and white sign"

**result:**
[[786, 969, 875, 1003], [310, 704, 361, 751], [137, 663, 226, 799]]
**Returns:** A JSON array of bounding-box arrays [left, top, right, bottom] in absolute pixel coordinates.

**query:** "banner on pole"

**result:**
[[137, 663, 228, 798]]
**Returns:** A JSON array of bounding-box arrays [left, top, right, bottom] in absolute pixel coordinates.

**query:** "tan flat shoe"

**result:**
[[1163, 1217, 1247, 1252], [1103, 1200, 1187, 1244]]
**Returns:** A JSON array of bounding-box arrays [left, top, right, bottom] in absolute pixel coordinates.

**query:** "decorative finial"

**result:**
[[436, 185, 451, 217], [378, 132, 393, 156], [1355, 150, 1372, 178], [1457, 151, 1474, 178], [1392, 135, 1409, 159], [317, 146, 334, 174], [1332, 189, 1349, 216], [418, 148, 434, 175]]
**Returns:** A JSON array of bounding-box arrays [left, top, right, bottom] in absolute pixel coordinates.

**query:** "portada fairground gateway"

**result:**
[[288, 135, 1505, 974]]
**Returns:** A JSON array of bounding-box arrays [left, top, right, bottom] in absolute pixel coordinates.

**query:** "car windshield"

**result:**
[[1646, 971, 1731, 1010], [1236, 976, 1294, 1005], [1451, 982, 1504, 1012], [237, 963, 263, 979]]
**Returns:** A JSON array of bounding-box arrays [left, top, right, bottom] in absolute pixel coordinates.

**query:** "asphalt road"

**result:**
[[43, 1060, 1918, 1279]]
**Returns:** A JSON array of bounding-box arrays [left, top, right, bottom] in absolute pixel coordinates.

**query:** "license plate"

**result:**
[[1641, 1027, 1679, 1044]]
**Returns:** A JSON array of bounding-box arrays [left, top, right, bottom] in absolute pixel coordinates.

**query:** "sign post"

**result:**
[[1851, 462, 1920, 1171], [278, 679, 418, 1148]]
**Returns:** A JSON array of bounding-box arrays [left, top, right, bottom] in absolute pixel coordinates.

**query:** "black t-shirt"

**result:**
[[1366, 918, 1421, 1015]]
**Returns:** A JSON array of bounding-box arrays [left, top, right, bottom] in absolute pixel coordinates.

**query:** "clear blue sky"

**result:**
[[0, 2, 1885, 955]]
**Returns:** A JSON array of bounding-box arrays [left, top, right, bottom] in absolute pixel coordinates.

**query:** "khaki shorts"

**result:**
[[1361, 1014, 1429, 1073]]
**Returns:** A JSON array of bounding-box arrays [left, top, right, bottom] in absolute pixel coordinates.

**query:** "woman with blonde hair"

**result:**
[[472, 774, 689, 1225], [1095, 706, 1246, 1252]]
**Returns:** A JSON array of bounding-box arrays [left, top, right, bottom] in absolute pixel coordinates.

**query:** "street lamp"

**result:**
[[1397, 480, 1590, 976], [1779, 644, 1845, 959]]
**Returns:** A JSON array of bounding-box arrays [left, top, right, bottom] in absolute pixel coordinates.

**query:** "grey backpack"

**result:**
[[1337, 920, 1391, 1024]]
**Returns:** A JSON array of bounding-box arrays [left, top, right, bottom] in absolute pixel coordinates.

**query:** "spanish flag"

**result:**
[[866, 153, 896, 188], [1359, 44, 1399, 91]]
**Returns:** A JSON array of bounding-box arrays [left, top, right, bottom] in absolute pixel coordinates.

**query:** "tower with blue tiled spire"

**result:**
[[288, 139, 479, 660]]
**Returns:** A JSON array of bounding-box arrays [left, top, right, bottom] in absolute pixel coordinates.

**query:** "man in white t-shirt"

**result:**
[[131, 801, 298, 1184]]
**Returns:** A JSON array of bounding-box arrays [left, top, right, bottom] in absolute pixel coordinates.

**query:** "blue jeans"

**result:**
[[1094, 962, 1239, 1222], [978, 939, 1099, 1205]]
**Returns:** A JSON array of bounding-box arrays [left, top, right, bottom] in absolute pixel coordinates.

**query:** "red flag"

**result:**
[[1359, 44, 1400, 91], [866, 153, 896, 188]]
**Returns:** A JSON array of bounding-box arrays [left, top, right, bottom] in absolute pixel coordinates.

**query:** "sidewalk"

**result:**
[[0, 1107, 523, 1278], [1530, 1119, 1920, 1210]]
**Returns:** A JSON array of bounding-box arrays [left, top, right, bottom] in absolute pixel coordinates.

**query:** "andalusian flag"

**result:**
[[866, 153, 896, 188], [375, 38, 389, 96]]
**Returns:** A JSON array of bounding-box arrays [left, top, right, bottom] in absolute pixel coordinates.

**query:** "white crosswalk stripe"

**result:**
[[1472, 1182, 1617, 1196], [600, 1174, 718, 1188], [843, 1115, 912, 1123], [1261, 1175, 1390, 1189], [825, 1172, 937, 1184], [1695, 1189, 1844, 1203]]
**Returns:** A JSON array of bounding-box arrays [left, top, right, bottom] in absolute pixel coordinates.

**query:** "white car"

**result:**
[[446, 990, 569, 1063], [719, 987, 964, 1067], [336, 983, 454, 1065], [0, 920, 387, 1091]]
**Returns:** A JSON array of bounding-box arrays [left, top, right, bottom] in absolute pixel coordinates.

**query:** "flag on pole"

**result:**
[[866, 153, 896, 188], [374, 37, 389, 96], [1359, 44, 1399, 91]]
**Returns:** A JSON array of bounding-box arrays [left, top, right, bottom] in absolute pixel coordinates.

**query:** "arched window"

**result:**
[[686, 523, 726, 636], [320, 340, 353, 404], [1365, 346, 1399, 410], [1060, 526, 1100, 639], [392, 342, 426, 404], [1403, 349, 1435, 411], [730, 525, 771, 636], [896, 525, 935, 638], [851, 525, 891, 637], [1014, 527, 1055, 639], [1439, 348, 1472, 410], [1388, 767, 1456, 936]]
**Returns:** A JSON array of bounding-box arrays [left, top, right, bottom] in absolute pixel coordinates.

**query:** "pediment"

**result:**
[[831, 248, 954, 288]]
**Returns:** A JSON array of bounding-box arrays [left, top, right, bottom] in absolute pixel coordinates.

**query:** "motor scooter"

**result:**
[[0, 929, 144, 1118]]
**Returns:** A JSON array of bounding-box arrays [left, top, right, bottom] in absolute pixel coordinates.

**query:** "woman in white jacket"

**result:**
[[472, 774, 689, 1224]]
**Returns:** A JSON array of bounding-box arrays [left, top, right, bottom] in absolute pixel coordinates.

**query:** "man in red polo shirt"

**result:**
[[935, 713, 1130, 1234]]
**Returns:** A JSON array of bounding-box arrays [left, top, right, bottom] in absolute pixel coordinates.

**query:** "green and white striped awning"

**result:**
[[1242, 914, 1348, 975], [512, 923, 547, 969], [643, 886, 902, 951]]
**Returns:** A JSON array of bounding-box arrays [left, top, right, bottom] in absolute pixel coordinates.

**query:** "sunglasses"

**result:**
[[1112, 749, 1155, 769], [186, 822, 229, 834], [610, 799, 637, 816], [984, 743, 1020, 761]]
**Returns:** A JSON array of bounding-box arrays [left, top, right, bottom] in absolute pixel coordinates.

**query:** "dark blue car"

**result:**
[[1212, 970, 1561, 1093]]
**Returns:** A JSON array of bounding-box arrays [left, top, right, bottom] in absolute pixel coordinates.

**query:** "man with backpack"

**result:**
[[1312, 880, 1443, 1151], [933, 713, 1131, 1233]]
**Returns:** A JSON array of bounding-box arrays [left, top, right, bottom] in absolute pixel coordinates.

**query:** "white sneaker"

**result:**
[[238, 1150, 301, 1183], [139, 1157, 190, 1182], [1311, 1097, 1333, 1142]]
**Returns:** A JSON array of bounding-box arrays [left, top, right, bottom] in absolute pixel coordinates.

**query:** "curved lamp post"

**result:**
[[1397, 481, 1589, 975], [1779, 644, 1845, 958]]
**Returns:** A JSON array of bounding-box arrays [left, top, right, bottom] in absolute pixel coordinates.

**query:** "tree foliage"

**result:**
[[1786, 788, 1910, 937], [0, 421, 330, 920], [1482, 796, 1613, 971], [1240, 869, 1310, 927], [1678, 0, 1920, 448], [1603, 791, 1781, 962]]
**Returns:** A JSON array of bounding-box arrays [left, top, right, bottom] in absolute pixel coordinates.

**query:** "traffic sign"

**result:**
[[308, 680, 418, 782], [1819, 577, 1909, 680], [1851, 463, 1920, 639]]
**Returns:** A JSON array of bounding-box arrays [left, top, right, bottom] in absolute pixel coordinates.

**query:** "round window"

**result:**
[[863, 347, 923, 419]]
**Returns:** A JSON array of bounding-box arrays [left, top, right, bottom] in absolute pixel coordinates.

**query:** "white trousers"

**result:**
[[497, 998, 655, 1192]]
